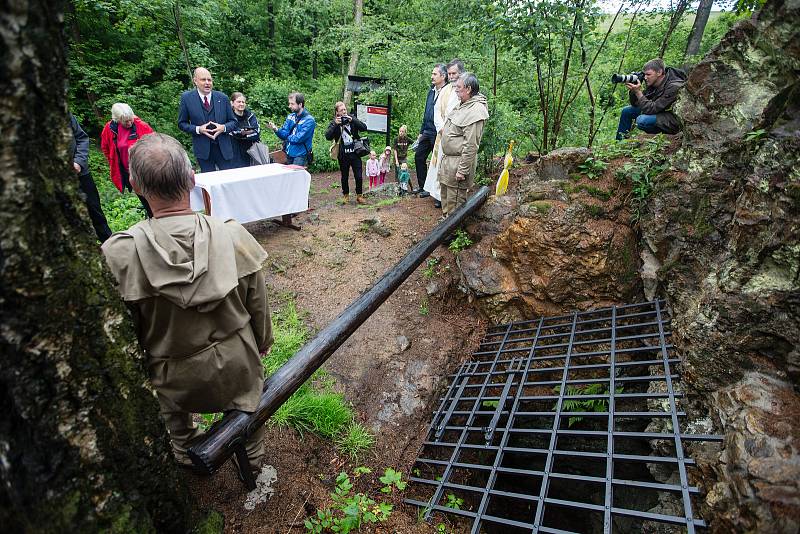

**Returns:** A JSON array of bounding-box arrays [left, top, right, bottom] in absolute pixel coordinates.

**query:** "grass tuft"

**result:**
[[335, 422, 376, 460], [271, 392, 352, 439]]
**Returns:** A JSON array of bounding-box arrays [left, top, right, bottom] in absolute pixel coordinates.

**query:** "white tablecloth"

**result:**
[[189, 164, 311, 223]]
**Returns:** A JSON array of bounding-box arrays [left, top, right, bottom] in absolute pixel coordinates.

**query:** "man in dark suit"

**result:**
[[178, 67, 238, 172]]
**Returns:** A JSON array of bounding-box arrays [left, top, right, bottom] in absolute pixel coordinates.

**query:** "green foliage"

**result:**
[[379, 468, 407, 493], [554, 383, 623, 427], [272, 392, 353, 439], [357, 197, 402, 210], [745, 128, 767, 143], [335, 423, 376, 461], [70, 0, 746, 218], [422, 257, 440, 279], [263, 298, 308, 373], [578, 157, 608, 179], [304, 469, 394, 533], [418, 297, 429, 316], [610, 136, 670, 220], [444, 493, 464, 510], [448, 229, 474, 253]]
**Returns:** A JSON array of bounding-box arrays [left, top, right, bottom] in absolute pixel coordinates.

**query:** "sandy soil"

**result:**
[[188, 170, 488, 533]]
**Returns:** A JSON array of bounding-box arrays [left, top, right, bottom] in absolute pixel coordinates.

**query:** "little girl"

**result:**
[[397, 162, 411, 195], [366, 150, 380, 190], [378, 146, 392, 186]]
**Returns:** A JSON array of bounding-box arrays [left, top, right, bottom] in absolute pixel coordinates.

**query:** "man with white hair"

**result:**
[[438, 72, 489, 217], [101, 133, 272, 479]]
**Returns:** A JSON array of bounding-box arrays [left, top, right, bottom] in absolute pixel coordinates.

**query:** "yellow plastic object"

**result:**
[[496, 168, 509, 196], [495, 140, 515, 196]]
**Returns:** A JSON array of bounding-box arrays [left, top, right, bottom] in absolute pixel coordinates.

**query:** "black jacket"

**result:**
[[325, 116, 367, 158], [629, 66, 687, 134], [69, 114, 91, 177]]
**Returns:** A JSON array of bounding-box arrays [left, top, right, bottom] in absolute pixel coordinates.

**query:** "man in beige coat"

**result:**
[[101, 133, 272, 477], [438, 72, 490, 216]]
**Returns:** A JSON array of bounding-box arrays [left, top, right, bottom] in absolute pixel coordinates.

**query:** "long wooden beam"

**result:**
[[187, 186, 490, 479]]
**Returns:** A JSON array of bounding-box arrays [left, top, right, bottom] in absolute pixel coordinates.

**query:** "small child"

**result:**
[[366, 150, 380, 190], [398, 162, 411, 195], [378, 146, 392, 186]]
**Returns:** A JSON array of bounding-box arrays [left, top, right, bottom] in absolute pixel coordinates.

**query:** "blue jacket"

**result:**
[[274, 109, 316, 158], [178, 89, 238, 162]]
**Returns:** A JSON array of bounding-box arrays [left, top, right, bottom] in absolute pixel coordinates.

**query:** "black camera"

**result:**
[[340, 115, 351, 125], [611, 71, 644, 84]]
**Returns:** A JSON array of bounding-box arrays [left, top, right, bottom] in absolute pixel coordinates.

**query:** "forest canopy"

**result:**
[[68, 0, 749, 178]]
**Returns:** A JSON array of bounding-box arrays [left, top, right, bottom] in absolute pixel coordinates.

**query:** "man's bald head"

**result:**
[[129, 133, 195, 201], [193, 67, 213, 95]]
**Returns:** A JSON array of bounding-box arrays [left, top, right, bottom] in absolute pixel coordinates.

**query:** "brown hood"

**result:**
[[102, 214, 267, 309], [449, 93, 489, 127]]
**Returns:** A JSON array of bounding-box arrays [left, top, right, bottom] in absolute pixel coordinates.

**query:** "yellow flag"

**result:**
[[495, 140, 515, 196]]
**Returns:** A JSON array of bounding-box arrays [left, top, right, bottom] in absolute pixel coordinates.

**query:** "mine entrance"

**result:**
[[406, 300, 721, 533]]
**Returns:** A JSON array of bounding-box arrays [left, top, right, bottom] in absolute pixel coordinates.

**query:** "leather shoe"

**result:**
[[419, 191, 430, 198], [433, 200, 442, 208]]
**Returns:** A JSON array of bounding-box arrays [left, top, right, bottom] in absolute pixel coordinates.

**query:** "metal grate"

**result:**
[[406, 300, 722, 533]]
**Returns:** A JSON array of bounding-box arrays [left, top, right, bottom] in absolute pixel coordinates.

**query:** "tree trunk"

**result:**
[[0, 1, 191, 532], [267, 0, 277, 76], [342, 0, 364, 108], [66, 3, 104, 126], [312, 24, 319, 80], [659, 0, 690, 58], [172, 1, 193, 84], [684, 0, 714, 58]]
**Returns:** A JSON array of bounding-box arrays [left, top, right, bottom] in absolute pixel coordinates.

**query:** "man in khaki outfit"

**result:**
[[438, 72, 489, 216], [101, 133, 272, 477]]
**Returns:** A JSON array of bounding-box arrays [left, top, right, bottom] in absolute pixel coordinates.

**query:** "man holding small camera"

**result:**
[[615, 58, 687, 141]]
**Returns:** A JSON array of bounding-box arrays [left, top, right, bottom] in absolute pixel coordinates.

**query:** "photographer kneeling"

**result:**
[[615, 58, 687, 141]]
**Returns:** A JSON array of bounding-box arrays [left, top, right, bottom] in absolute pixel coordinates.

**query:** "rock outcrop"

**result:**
[[459, 148, 643, 322], [640, 0, 800, 530]]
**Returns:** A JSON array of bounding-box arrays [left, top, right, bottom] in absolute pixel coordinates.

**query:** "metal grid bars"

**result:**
[[405, 300, 722, 534]]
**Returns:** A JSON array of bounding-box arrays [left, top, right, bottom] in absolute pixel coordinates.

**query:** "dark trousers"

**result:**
[[338, 153, 363, 195], [198, 142, 236, 172], [78, 172, 112, 242], [414, 136, 435, 190]]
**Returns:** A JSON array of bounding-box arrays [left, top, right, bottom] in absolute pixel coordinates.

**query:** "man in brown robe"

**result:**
[[438, 72, 489, 217], [101, 133, 272, 477]]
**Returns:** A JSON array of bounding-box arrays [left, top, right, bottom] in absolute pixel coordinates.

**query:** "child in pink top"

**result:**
[[366, 150, 380, 189], [378, 146, 392, 185]]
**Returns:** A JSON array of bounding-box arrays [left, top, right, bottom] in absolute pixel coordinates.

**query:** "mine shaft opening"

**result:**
[[406, 300, 721, 533]]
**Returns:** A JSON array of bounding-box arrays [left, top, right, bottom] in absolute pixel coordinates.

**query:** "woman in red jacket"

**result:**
[[100, 103, 154, 216]]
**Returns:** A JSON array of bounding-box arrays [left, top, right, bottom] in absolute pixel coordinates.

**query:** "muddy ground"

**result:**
[[188, 171, 489, 533]]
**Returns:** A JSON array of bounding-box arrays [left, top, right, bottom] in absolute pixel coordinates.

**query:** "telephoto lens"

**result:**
[[611, 72, 643, 84]]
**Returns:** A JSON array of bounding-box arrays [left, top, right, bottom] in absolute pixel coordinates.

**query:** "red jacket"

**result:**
[[100, 117, 154, 192]]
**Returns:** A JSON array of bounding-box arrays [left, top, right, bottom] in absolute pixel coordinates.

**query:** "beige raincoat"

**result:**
[[102, 214, 272, 415]]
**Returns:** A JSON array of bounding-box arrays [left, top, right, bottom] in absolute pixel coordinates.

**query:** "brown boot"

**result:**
[[356, 195, 366, 204], [339, 194, 350, 205]]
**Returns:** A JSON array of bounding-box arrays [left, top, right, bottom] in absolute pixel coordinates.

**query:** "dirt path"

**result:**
[[189, 171, 488, 533]]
